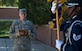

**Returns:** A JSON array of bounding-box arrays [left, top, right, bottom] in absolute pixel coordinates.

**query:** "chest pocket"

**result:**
[[15, 25, 22, 31], [24, 26, 30, 30]]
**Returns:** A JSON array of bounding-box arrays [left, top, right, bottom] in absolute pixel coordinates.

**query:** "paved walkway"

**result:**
[[0, 38, 57, 51]]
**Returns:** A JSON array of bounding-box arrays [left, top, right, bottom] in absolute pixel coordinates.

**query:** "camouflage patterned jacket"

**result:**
[[9, 19, 35, 51]]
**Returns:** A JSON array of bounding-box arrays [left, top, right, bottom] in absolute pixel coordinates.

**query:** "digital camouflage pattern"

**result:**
[[9, 19, 35, 51]]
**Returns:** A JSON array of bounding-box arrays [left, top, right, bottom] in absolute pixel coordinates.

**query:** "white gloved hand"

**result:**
[[56, 40, 63, 50], [51, 1, 56, 14]]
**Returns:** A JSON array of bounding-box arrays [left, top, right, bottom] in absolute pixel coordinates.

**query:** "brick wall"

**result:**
[[36, 25, 64, 48], [0, 7, 19, 19]]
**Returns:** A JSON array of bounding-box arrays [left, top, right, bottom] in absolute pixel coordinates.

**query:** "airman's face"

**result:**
[[67, 7, 75, 17], [19, 13, 26, 20], [67, 6, 81, 17]]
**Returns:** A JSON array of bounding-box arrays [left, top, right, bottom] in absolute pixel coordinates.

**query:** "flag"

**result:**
[[60, 0, 67, 4]]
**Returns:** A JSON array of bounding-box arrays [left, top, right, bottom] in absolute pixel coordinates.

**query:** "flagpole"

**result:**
[[54, 0, 60, 51]]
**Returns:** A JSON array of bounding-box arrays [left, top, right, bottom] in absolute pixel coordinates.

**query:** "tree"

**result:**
[[18, 0, 51, 25], [0, 0, 6, 6]]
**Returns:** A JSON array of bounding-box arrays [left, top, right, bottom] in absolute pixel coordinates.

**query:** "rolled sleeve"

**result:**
[[28, 21, 35, 39], [9, 21, 17, 39]]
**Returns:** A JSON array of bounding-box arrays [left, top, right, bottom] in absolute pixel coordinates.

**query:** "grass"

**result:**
[[0, 20, 13, 38]]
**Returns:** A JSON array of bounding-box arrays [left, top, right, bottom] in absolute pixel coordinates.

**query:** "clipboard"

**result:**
[[19, 30, 30, 37]]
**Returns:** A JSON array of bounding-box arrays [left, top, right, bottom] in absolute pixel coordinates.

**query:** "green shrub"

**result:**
[[0, 21, 13, 37]]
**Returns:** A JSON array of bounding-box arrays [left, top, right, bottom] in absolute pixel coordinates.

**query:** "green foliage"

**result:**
[[0, 21, 13, 37], [0, 21, 12, 33], [18, 0, 52, 25], [0, 0, 18, 7]]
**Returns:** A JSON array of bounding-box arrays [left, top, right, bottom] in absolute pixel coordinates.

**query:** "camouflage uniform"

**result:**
[[9, 19, 35, 51]]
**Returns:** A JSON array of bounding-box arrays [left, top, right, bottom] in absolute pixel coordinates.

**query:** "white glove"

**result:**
[[51, 1, 56, 14], [56, 40, 63, 50]]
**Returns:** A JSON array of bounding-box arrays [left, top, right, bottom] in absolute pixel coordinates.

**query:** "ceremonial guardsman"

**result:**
[[9, 8, 35, 51], [55, 0, 82, 51]]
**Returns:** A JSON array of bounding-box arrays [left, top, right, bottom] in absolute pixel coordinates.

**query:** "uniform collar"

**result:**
[[19, 19, 27, 24]]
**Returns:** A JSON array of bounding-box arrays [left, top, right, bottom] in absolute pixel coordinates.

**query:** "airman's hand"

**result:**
[[16, 32, 24, 37]]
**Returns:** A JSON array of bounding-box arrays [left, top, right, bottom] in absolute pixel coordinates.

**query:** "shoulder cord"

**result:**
[[63, 20, 82, 51], [67, 20, 82, 44]]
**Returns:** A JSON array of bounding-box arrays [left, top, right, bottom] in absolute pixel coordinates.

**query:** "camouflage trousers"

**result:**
[[13, 37, 31, 51]]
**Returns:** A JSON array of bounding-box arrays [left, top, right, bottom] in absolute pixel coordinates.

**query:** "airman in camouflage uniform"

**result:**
[[9, 9, 35, 51]]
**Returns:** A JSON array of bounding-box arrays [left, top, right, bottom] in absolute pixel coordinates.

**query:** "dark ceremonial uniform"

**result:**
[[61, 14, 82, 51]]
